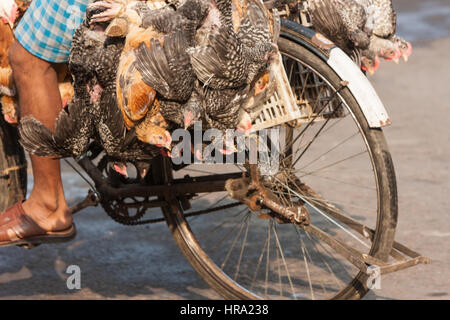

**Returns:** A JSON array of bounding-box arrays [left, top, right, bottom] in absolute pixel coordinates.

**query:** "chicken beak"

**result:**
[[402, 55, 409, 63], [368, 69, 375, 76], [393, 58, 399, 64]]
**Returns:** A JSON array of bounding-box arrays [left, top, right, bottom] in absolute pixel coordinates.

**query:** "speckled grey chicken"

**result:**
[[196, 82, 250, 132], [355, 0, 404, 62], [356, 0, 396, 38], [18, 96, 93, 159], [308, 0, 407, 74], [187, 0, 278, 90], [158, 90, 203, 129], [308, 0, 371, 58], [235, 0, 279, 46]]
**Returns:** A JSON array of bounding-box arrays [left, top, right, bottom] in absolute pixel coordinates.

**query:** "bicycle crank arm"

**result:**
[[70, 190, 99, 215]]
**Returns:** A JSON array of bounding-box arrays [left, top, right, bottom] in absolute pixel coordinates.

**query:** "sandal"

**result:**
[[0, 202, 76, 249]]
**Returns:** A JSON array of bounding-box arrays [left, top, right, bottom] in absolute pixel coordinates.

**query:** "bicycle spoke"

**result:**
[[274, 176, 370, 248], [234, 213, 251, 281], [296, 150, 368, 178], [297, 131, 360, 172], [296, 227, 315, 300], [221, 212, 251, 270], [272, 222, 296, 299]]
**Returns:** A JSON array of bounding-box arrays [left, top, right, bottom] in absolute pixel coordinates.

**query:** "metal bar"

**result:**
[[77, 157, 241, 200], [379, 256, 431, 275], [303, 224, 369, 273]]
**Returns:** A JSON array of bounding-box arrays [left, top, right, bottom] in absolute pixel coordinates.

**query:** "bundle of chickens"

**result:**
[[17, 0, 281, 179]]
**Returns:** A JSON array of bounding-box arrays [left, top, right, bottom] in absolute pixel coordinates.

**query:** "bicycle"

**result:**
[[0, 0, 429, 300]]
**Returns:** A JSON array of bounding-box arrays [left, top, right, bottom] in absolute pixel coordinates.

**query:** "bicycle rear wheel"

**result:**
[[162, 28, 398, 300]]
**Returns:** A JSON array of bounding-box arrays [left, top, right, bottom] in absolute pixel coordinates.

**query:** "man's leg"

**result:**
[[8, 41, 72, 232]]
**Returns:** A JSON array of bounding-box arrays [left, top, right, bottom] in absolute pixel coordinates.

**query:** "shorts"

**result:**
[[14, 0, 91, 63]]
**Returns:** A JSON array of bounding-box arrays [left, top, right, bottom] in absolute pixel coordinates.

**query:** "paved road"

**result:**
[[0, 1, 449, 300]]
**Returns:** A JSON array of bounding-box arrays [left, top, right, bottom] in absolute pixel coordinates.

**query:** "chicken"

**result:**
[[0, 95, 18, 124], [141, 0, 208, 40], [356, 0, 396, 38], [59, 81, 75, 108], [360, 50, 380, 76], [116, 0, 208, 132], [0, 41, 17, 123], [0, 23, 15, 97], [96, 85, 164, 179], [197, 83, 251, 132], [19, 96, 94, 159], [187, 0, 278, 90], [135, 30, 195, 102], [308, 0, 371, 59], [308, 0, 411, 74], [88, 0, 168, 37], [158, 90, 203, 129], [367, 34, 399, 63], [117, 41, 158, 129], [134, 104, 172, 150], [356, 0, 413, 62], [234, 0, 279, 45], [392, 34, 412, 62]]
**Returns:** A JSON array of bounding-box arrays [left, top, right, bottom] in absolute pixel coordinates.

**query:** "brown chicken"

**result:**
[[134, 100, 172, 150], [114, 15, 172, 148]]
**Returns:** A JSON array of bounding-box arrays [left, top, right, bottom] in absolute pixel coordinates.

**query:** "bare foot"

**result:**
[[21, 198, 73, 232]]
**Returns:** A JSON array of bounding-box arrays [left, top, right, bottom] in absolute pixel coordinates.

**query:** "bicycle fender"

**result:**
[[280, 19, 391, 128], [327, 48, 391, 128]]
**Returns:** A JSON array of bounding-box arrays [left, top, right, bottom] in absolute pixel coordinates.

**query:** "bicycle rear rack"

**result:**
[[302, 216, 432, 277]]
